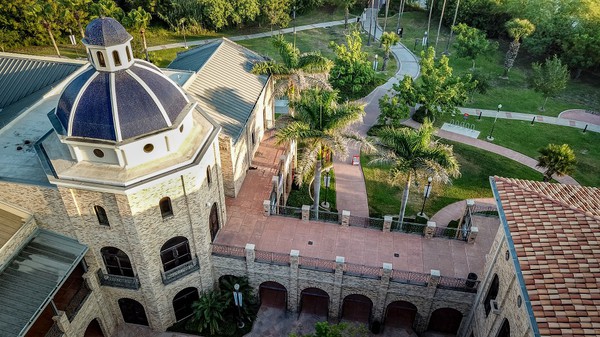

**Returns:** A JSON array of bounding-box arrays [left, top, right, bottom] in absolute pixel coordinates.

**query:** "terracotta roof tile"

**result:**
[[493, 177, 600, 337]]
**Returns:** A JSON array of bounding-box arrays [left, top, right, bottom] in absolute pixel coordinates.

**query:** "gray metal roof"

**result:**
[[0, 229, 87, 337], [168, 38, 269, 142], [0, 54, 84, 126]]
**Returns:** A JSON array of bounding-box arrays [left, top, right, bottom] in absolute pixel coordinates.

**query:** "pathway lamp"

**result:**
[[487, 104, 502, 141], [233, 284, 244, 328], [293, 6, 297, 48], [419, 177, 433, 216], [322, 169, 331, 209]]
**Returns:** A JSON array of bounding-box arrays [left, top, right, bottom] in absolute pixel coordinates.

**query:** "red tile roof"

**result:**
[[493, 177, 600, 337]]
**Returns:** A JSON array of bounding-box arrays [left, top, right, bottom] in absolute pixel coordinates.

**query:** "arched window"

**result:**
[[126, 46, 132, 62], [206, 166, 212, 185], [173, 287, 199, 321], [118, 298, 148, 326], [484, 274, 500, 316], [101, 247, 134, 277], [96, 51, 106, 67], [113, 50, 121, 66], [209, 203, 219, 242], [497, 319, 510, 337], [94, 205, 110, 226], [160, 236, 192, 271], [160, 197, 173, 218]]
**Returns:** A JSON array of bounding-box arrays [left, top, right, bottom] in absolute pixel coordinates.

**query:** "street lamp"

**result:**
[[419, 177, 433, 216], [293, 6, 297, 49], [321, 169, 331, 209], [487, 104, 502, 141], [233, 284, 244, 328]]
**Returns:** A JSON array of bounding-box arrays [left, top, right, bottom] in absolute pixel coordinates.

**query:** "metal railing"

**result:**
[[310, 209, 340, 224], [391, 220, 427, 235], [273, 205, 303, 219], [65, 282, 91, 321], [437, 276, 480, 293], [161, 256, 200, 285], [211, 244, 246, 259], [343, 263, 382, 279], [298, 256, 336, 273], [471, 204, 499, 217], [433, 226, 460, 239], [97, 269, 140, 290], [390, 269, 430, 286], [255, 250, 290, 266], [44, 323, 64, 337], [348, 215, 385, 230]]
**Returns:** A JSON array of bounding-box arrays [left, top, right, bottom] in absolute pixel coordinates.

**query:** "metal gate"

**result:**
[[300, 288, 329, 317], [259, 281, 287, 309], [385, 301, 418, 328], [341, 294, 372, 323], [427, 308, 463, 334]]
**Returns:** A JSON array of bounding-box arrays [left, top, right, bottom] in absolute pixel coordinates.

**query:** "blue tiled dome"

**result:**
[[82, 17, 132, 47], [55, 60, 190, 142]]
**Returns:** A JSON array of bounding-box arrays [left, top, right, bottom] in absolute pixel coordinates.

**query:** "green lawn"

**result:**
[[433, 115, 600, 187], [361, 140, 544, 219]]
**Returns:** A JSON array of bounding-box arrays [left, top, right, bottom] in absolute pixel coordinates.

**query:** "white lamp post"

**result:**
[[233, 283, 244, 328], [487, 104, 502, 141], [419, 177, 433, 216]]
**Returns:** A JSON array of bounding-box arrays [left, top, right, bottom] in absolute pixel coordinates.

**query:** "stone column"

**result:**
[[383, 216, 393, 232], [375, 263, 392, 322], [302, 205, 310, 221], [415, 269, 442, 334], [425, 221, 436, 238], [53, 310, 71, 335], [330, 256, 345, 319], [289, 250, 300, 311], [263, 200, 271, 216], [341, 210, 350, 226], [468, 227, 479, 243], [245, 243, 256, 278]]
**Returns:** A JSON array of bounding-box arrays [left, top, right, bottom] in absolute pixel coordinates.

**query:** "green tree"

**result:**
[[0, 29, 19, 52], [379, 47, 470, 125], [380, 31, 400, 71], [261, 0, 291, 34], [90, 0, 124, 20], [229, 0, 260, 27], [503, 18, 535, 78], [123, 7, 152, 61], [199, 0, 232, 30], [529, 55, 569, 111], [331, 0, 356, 29], [25, 0, 62, 56], [329, 31, 375, 100], [369, 120, 460, 226], [559, 23, 600, 79], [276, 88, 364, 218], [60, 0, 91, 38], [187, 290, 229, 335], [452, 23, 496, 70], [252, 35, 332, 98], [536, 143, 576, 182]]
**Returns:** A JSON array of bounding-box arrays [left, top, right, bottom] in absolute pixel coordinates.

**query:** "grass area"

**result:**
[[434, 114, 600, 187], [361, 140, 544, 219], [378, 11, 600, 116], [287, 169, 337, 212]]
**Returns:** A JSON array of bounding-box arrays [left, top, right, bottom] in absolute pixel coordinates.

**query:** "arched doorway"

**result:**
[[209, 203, 219, 242], [385, 300, 418, 329], [497, 319, 510, 337], [427, 307, 463, 334], [341, 294, 372, 323], [84, 319, 105, 337], [259, 281, 287, 309], [173, 287, 200, 321], [118, 298, 149, 326], [300, 288, 329, 317]]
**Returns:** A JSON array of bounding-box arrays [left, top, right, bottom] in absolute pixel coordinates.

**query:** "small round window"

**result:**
[[505, 250, 510, 261], [179, 125, 184, 133], [143, 144, 154, 153], [93, 149, 105, 158], [517, 295, 522, 307]]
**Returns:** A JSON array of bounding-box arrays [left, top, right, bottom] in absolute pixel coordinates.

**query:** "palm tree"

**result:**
[[503, 18, 535, 78], [252, 35, 333, 99], [334, 0, 357, 29], [26, 0, 61, 56], [536, 144, 576, 182], [187, 290, 229, 335], [60, 0, 91, 38], [276, 88, 365, 218], [381, 32, 400, 71], [369, 120, 460, 226], [123, 7, 152, 61], [89, 0, 124, 20]]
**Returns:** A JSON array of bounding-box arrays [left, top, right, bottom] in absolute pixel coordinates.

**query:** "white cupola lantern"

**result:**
[[82, 17, 135, 72]]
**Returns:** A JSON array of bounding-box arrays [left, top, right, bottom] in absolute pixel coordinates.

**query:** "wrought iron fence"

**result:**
[[273, 205, 303, 219], [298, 256, 336, 273], [390, 269, 430, 286], [255, 250, 290, 266], [471, 204, 499, 217], [437, 276, 480, 293], [97, 269, 140, 290], [161, 256, 201, 285], [310, 209, 340, 224], [211, 244, 246, 259], [343, 263, 382, 279], [433, 226, 460, 239], [44, 323, 64, 337], [391, 220, 426, 235], [65, 282, 91, 320], [348, 215, 385, 230]]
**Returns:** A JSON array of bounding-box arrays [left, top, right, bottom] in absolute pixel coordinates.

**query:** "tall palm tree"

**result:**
[[536, 144, 576, 182], [380, 31, 400, 71], [123, 7, 152, 61], [252, 34, 333, 99], [60, 0, 91, 38], [503, 18, 535, 78], [90, 0, 124, 20], [334, 0, 356, 29], [276, 88, 365, 218], [369, 120, 460, 226], [26, 0, 61, 56]]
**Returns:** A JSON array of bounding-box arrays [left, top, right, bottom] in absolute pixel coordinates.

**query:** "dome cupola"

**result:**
[[82, 17, 134, 72]]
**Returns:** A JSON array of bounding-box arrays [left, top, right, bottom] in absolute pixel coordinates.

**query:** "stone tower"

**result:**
[[42, 17, 225, 331]]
